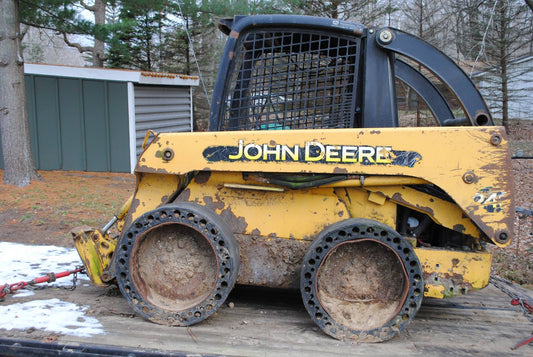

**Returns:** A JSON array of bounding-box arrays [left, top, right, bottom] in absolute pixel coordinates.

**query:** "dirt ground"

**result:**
[[0, 170, 135, 248], [494, 159, 533, 287]]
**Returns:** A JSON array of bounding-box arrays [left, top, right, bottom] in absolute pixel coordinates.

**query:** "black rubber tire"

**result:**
[[300, 218, 424, 342], [115, 202, 239, 326]]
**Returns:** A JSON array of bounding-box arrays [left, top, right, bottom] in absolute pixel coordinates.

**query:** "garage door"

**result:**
[[134, 85, 192, 157]]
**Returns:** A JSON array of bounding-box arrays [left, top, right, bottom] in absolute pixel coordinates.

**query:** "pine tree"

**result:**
[[19, 0, 114, 67], [0, 0, 41, 186]]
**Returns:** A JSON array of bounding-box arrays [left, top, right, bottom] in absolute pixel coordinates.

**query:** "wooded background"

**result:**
[[18, 0, 533, 127]]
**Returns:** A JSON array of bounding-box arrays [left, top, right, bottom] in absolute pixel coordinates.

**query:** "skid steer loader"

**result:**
[[72, 15, 514, 342]]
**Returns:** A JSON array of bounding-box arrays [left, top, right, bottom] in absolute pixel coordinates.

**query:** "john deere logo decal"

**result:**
[[203, 140, 422, 167]]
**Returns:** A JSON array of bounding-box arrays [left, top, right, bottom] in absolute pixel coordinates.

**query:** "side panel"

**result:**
[[1, 76, 130, 173], [83, 80, 109, 171], [136, 127, 514, 246], [59, 78, 86, 171], [108, 82, 130, 172], [34, 76, 61, 170], [176, 172, 349, 240]]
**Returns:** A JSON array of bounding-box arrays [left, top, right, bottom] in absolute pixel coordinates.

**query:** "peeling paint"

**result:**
[[391, 192, 435, 217], [219, 206, 248, 234], [203, 195, 225, 211], [194, 171, 211, 184], [333, 167, 348, 174], [453, 224, 466, 233]]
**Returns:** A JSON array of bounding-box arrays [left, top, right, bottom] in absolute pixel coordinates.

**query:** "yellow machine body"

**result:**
[[73, 126, 511, 299]]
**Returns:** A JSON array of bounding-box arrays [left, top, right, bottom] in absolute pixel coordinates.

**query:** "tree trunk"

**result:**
[[93, 0, 106, 67], [0, 0, 41, 186], [499, 4, 509, 132], [500, 57, 509, 132], [185, 18, 190, 75]]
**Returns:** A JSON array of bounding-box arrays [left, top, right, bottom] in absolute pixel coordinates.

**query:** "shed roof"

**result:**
[[24, 63, 199, 87]]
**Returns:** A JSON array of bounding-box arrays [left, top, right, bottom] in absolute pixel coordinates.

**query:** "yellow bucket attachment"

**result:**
[[71, 226, 116, 286]]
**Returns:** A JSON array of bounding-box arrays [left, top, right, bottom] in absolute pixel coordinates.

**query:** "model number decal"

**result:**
[[203, 140, 422, 167], [473, 187, 506, 213]]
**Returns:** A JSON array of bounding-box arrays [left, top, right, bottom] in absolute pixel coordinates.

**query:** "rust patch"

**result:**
[[176, 188, 191, 202], [229, 30, 239, 39], [219, 206, 248, 234], [203, 195, 225, 211], [479, 162, 505, 171], [424, 271, 472, 297], [453, 224, 466, 233], [333, 167, 348, 174], [390, 192, 435, 216], [468, 207, 514, 246], [123, 197, 141, 229], [452, 258, 460, 268], [135, 164, 172, 175], [235, 234, 308, 289], [194, 171, 211, 184]]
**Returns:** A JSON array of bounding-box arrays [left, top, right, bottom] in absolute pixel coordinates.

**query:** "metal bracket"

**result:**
[[376, 28, 493, 126]]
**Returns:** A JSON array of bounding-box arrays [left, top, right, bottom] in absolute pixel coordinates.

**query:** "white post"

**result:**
[[127, 82, 137, 173]]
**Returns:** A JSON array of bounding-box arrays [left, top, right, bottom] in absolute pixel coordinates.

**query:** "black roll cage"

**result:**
[[209, 15, 492, 131]]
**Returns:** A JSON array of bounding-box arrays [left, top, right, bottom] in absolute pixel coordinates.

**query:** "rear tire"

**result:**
[[300, 218, 423, 342], [115, 202, 239, 326]]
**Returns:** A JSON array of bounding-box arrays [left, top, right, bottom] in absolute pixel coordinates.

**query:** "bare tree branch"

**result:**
[[61, 32, 93, 53], [20, 24, 30, 39], [80, 1, 96, 12]]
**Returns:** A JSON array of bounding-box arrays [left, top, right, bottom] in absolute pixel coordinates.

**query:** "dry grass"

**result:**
[[0, 170, 135, 247]]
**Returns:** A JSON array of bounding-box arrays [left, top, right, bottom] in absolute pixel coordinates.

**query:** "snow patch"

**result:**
[[0, 242, 88, 296], [0, 298, 105, 337], [0, 242, 104, 336]]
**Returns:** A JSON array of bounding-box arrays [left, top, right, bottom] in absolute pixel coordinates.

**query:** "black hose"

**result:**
[[262, 174, 350, 189]]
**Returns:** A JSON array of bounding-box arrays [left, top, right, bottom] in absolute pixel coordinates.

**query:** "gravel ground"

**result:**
[[492, 158, 533, 288]]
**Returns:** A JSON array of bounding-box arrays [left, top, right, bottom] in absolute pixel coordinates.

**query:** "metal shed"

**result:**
[[0, 64, 198, 173]]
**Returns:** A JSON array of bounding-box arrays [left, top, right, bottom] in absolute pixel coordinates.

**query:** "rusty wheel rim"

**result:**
[[131, 223, 218, 311], [300, 218, 423, 342], [116, 203, 239, 326]]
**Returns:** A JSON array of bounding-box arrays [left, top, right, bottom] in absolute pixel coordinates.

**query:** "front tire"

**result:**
[[115, 202, 239, 326]]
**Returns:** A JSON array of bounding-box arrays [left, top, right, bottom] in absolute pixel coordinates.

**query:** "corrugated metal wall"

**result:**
[[134, 85, 192, 157], [0, 75, 130, 172]]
